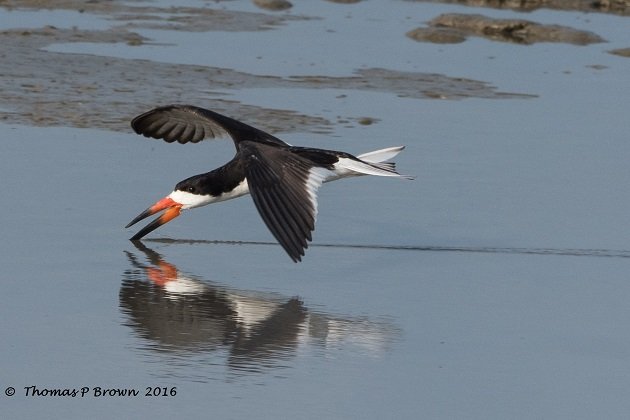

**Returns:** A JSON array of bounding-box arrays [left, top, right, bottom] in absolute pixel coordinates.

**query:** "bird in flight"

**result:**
[[126, 105, 413, 262]]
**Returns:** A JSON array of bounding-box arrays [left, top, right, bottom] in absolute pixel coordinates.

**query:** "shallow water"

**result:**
[[2, 1, 630, 419]]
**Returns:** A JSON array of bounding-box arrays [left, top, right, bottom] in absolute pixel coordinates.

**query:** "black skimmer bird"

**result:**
[[126, 105, 413, 262]]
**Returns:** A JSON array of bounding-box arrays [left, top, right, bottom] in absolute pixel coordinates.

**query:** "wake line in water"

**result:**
[[144, 238, 630, 259]]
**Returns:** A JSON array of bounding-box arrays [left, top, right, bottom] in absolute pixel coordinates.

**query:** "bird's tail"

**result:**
[[325, 146, 414, 182], [355, 146, 414, 180], [357, 146, 406, 164]]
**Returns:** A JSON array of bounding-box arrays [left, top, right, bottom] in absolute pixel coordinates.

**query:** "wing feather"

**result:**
[[240, 142, 325, 262], [131, 105, 289, 147]]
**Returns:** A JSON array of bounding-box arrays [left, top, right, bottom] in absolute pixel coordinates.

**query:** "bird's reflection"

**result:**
[[121, 242, 399, 377]]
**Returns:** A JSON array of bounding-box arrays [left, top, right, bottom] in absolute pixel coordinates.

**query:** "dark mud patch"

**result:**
[[406, 27, 467, 44], [291, 68, 532, 100], [407, 13, 605, 45], [0, 0, 534, 135], [253, 0, 294, 11], [405, 0, 630, 17], [1, 0, 310, 32], [609, 47, 630, 57]]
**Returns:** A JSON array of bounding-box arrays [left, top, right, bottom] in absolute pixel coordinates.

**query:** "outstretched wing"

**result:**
[[131, 105, 289, 147], [239, 141, 328, 262]]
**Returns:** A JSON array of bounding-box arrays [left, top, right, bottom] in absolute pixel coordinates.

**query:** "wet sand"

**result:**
[[0, 0, 538, 134]]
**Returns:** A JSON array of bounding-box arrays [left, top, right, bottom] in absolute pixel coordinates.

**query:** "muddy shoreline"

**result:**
[[1, 0, 625, 134]]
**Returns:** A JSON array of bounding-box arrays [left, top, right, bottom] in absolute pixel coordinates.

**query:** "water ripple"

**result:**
[[146, 238, 630, 259]]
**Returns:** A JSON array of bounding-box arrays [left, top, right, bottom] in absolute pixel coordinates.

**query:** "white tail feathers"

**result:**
[[357, 146, 405, 163], [325, 146, 414, 182]]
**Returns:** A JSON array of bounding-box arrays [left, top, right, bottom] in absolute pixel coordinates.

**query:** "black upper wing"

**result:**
[[131, 105, 289, 147], [239, 141, 328, 262]]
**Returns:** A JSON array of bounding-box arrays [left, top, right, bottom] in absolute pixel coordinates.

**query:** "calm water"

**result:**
[[2, 1, 630, 419]]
